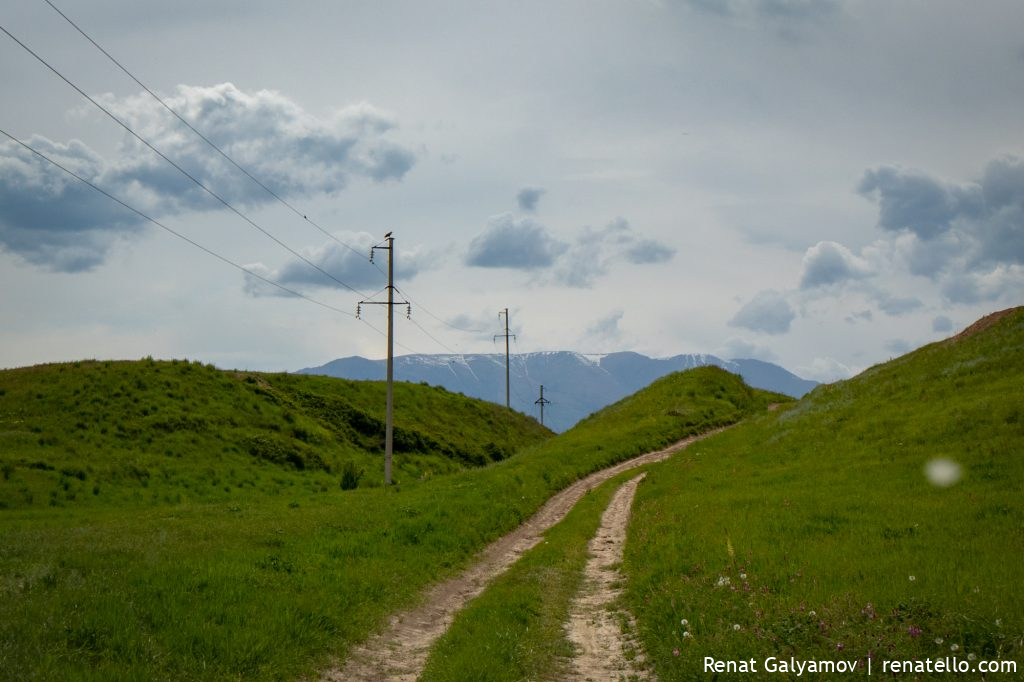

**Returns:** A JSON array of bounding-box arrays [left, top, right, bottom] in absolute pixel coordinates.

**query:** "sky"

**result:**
[[1, 0, 1022, 382]]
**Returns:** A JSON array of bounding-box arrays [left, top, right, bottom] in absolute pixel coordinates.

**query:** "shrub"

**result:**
[[340, 461, 364, 490]]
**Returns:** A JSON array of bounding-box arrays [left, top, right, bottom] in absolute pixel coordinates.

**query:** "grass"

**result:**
[[419, 468, 645, 682], [624, 308, 1024, 679], [0, 361, 777, 680]]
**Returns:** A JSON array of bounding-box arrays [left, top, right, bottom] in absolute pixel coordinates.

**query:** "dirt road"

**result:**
[[565, 472, 653, 681], [321, 428, 725, 681]]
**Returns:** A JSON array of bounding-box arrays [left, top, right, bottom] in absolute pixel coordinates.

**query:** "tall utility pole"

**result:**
[[534, 384, 551, 427], [359, 232, 408, 486], [495, 308, 515, 409]]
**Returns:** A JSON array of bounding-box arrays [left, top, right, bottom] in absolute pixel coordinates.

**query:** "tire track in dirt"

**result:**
[[320, 428, 727, 682], [565, 472, 653, 681]]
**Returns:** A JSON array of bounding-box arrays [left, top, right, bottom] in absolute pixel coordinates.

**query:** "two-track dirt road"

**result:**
[[321, 428, 728, 681]]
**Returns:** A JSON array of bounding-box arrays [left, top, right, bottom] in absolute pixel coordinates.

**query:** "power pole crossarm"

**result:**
[[534, 384, 551, 427]]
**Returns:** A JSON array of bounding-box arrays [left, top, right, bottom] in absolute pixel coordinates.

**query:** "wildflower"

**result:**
[[950, 644, 959, 652], [673, 647, 680, 657], [716, 576, 731, 587], [682, 631, 692, 639], [968, 654, 977, 661], [808, 610, 816, 618], [836, 642, 845, 652], [908, 625, 922, 638], [739, 573, 747, 580], [733, 624, 741, 631], [681, 618, 688, 626], [909, 575, 916, 582], [935, 637, 944, 645], [996, 618, 1002, 627]]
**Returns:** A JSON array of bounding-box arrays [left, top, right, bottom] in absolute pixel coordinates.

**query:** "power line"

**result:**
[[0, 126, 356, 319], [37, 4, 498, 349], [42, 0, 371, 265], [0, 22, 373, 300]]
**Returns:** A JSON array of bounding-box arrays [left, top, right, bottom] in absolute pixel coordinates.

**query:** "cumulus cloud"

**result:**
[[465, 214, 567, 269], [728, 289, 795, 335], [516, 186, 545, 212], [553, 218, 675, 288], [0, 136, 151, 271], [242, 232, 433, 298], [585, 310, 625, 340], [871, 292, 923, 316], [466, 215, 674, 288], [857, 155, 1024, 304], [797, 356, 855, 383], [0, 84, 415, 272], [799, 240, 872, 289], [717, 336, 778, 362]]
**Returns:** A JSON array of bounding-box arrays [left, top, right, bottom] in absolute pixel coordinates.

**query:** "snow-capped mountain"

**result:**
[[296, 351, 818, 433]]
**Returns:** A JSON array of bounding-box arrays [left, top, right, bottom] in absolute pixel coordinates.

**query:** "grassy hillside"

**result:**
[[625, 308, 1024, 678], [0, 363, 779, 680], [0, 358, 550, 510]]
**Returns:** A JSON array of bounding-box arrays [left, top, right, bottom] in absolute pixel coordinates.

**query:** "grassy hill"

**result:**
[[0, 358, 551, 511], [625, 307, 1024, 678], [0, 361, 778, 680]]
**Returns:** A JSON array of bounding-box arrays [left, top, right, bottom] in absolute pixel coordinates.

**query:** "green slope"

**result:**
[[0, 358, 550, 509], [0, 362, 779, 681], [625, 307, 1024, 679]]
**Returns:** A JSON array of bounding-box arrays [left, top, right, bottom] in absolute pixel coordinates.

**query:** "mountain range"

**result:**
[[297, 351, 818, 433]]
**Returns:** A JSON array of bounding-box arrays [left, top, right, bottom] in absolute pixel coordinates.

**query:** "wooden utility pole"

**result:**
[[360, 232, 408, 486], [534, 384, 551, 426], [495, 308, 515, 409]]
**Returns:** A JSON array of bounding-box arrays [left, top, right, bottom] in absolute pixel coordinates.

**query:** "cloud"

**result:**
[[728, 289, 795, 335], [845, 309, 873, 324], [0, 136, 147, 271], [516, 186, 545, 212], [465, 213, 567, 269], [871, 292, 923, 316], [797, 356, 855, 383], [242, 232, 433, 298], [554, 218, 675, 288], [0, 84, 415, 272], [799, 240, 872, 289], [585, 310, 625, 340], [857, 155, 1024, 304], [932, 315, 953, 333], [885, 339, 912, 355], [681, 0, 843, 22], [465, 215, 674, 288], [717, 336, 778, 361]]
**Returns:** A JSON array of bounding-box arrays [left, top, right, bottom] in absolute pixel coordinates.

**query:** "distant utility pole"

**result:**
[[534, 384, 551, 426], [358, 232, 408, 486], [495, 308, 516, 409]]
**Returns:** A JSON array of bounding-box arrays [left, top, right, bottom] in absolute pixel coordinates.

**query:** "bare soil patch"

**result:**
[[319, 429, 725, 681], [565, 472, 654, 681]]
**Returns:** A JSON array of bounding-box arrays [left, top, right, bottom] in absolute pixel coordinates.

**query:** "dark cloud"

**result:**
[[857, 165, 984, 241], [859, 155, 1024, 303], [932, 315, 953, 333], [728, 290, 795, 335], [799, 240, 871, 289], [465, 214, 567, 270], [845, 309, 873, 324], [681, 0, 842, 20], [0, 136, 146, 271], [0, 84, 415, 272], [516, 186, 545, 212]]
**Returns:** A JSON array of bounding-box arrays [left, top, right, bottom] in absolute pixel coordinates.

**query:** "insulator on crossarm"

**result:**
[[356, 303, 361, 319], [406, 304, 412, 320]]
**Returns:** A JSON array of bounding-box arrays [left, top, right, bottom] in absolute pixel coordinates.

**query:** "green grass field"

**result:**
[[0, 359, 772, 680], [624, 308, 1024, 679]]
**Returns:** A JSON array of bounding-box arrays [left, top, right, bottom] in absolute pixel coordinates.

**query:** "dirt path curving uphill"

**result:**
[[320, 428, 727, 682], [566, 472, 653, 681]]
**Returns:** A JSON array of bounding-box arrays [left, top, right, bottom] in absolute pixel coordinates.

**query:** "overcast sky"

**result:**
[[2, 0, 1022, 382]]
